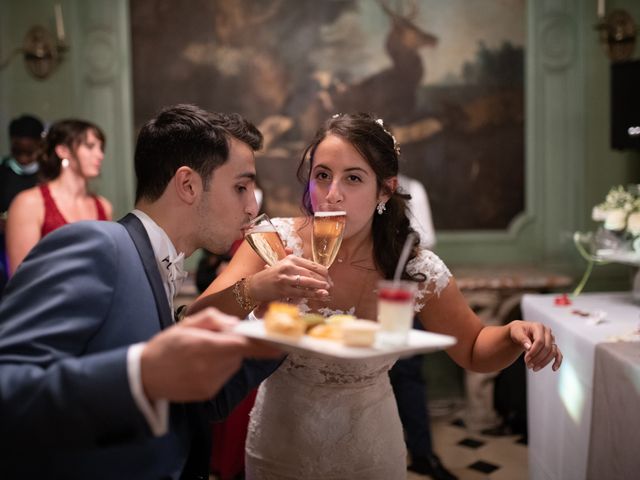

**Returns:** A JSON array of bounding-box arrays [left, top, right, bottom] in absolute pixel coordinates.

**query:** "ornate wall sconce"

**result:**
[[0, 4, 69, 79], [594, 1, 637, 62]]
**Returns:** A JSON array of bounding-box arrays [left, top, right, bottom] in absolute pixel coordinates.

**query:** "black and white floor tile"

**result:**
[[407, 413, 528, 480]]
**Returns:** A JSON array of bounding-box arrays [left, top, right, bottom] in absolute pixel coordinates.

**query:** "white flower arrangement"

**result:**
[[592, 185, 640, 236], [574, 185, 640, 296]]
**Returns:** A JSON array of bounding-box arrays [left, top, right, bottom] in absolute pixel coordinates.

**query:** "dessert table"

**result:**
[[522, 292, 640, 480]]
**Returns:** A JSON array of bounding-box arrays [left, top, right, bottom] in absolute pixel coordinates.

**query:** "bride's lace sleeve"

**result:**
[[406, 248, 452, 312], [272, 217, 304, 256]]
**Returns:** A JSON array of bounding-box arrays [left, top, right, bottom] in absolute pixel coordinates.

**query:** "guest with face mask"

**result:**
[[0, 114, 45, 288]]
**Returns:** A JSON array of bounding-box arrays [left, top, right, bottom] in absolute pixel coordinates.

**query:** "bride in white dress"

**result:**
[[191, 113, 563, 479]]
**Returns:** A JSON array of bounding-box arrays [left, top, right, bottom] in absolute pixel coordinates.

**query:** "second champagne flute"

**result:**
[[245, 213, 287, 266], [312, 204, 346, 268]]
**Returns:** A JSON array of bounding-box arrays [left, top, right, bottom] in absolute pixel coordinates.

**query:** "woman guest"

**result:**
[[6, 119, 112, 275], [189, 113, 562, 479]]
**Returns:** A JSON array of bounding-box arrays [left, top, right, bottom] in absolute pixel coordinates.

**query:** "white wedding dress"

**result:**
[[245, 219, 451, 480]]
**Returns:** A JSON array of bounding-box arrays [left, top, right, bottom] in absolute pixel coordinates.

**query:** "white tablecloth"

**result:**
[[522, 292, 640, 480]]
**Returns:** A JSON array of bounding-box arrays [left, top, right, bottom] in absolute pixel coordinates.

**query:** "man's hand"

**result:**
[[140, 308, 280, 402]]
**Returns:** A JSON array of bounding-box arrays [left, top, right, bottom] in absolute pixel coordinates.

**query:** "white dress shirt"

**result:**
[[125, 209, 187, 436], [398, 174, 436, 249]]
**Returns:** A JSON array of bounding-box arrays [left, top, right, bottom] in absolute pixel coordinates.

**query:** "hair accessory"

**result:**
[[375, 118, 401, 156], [232, 277, 257, 311], [331, 113, 342, 118], [61, 158, 70, 168], [376, 201, 386, 215]]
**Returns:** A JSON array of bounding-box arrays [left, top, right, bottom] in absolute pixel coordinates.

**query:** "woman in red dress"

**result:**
[[6, 119, 112, 275]]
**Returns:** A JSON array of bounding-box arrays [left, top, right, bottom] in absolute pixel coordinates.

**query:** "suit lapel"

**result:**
[[118, 213, 174, 330]]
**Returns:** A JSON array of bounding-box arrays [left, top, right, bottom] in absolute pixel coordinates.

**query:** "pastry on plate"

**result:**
[[326, 314, 356, 325], [341, 320, 379, 347], [301, 313, 326, 332], [308, 323, 343, 341], [264, 302, 305, 340]]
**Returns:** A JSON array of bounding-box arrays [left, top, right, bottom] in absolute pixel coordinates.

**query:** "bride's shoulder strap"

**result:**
[[406, 247, 452, 312], [272, 217, 305, 256]]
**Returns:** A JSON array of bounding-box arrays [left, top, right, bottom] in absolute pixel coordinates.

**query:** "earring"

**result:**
[[61, 158, 70, 168], [376, 201, 386, 215]]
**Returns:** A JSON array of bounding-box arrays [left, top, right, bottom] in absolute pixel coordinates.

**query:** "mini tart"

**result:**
[[301, 313, 326, 332], [264, 303, 304, 340], [341, 320, 379, 347], [327, 314, 357, 325], [308, 323, 343, 341]]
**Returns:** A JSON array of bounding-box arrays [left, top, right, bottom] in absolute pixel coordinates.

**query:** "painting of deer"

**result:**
[[330, 0, 438, 123], [131, 0, 526, 230]]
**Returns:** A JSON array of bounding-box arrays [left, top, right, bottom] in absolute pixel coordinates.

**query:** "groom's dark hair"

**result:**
[[134, 104, 262, 202]]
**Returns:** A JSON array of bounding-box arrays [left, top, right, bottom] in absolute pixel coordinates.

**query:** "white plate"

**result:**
[[234, 320, 457, 361], [595, 249, 640, 266]]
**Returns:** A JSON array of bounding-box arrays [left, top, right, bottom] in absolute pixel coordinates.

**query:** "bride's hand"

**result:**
[[248, 254, 331, 303], [509, 320, 563, 372]]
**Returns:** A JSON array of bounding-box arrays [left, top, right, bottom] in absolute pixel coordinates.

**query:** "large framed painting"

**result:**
[[131, 0, 525, 230]]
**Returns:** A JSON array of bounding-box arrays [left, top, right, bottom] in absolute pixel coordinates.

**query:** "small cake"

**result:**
[[308, 323, 343, 341], [264, 302, 305, 340], [341, 320, 379, 347], [327, 314, 357, 325], [301, 313, 326, 332]]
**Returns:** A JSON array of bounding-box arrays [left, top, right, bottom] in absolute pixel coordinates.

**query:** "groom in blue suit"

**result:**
[[0, 105, 280, 479]]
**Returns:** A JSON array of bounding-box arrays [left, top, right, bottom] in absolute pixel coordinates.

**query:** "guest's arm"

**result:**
[[5, 187, 44, 275]]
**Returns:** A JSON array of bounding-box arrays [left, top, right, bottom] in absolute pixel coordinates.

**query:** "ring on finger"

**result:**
[[295, 274, 301, 287]]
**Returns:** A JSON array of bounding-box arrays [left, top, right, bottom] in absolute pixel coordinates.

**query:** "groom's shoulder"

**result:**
[[48, 219, 127, 240], [35, 221, 132, 257], [10, 221, 131, 288]]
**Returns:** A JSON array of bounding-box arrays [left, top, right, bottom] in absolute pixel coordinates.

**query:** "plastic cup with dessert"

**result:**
[[376, 279, 417, 347]]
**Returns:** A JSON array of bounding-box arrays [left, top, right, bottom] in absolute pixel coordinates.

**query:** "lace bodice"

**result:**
[[272, 217, 452, 315]]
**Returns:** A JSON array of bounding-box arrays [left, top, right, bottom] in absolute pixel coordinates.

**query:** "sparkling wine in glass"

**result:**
[[245, 213, 286, 266], [312, 205, 346, 268]]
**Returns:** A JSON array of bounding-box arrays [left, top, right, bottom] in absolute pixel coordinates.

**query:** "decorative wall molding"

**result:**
[[538, 12, 577, 71], [83, 27, 118, 85]]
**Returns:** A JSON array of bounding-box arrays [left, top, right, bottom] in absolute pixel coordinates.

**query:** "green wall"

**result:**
[[0, 0, 135, 216], [1, 0, 639, 280]]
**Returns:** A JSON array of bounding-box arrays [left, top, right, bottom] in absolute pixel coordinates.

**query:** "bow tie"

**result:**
[[161, 253, 188, 298]]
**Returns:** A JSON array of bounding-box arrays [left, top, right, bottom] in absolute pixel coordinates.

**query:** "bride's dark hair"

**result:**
[[297, 112, 423, 281]]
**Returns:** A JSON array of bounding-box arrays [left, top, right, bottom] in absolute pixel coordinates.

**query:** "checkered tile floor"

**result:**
[[407, 413, 529, 480]]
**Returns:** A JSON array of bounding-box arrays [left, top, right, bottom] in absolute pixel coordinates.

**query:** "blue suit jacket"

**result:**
[[0, 214, 277, 479]]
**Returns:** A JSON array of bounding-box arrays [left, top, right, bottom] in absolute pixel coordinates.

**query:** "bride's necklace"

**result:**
[[328, 261, 378, 317], [334, 236, 372, 267]]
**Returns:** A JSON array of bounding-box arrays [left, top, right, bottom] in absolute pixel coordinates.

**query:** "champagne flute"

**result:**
[[312, 204, 346, 268], [245, 213, 287, 266]]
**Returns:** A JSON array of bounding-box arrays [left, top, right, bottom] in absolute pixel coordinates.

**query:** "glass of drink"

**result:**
[[244, 213, 287, 266], [376, 280, 417, 347], [312, 204, 346, 268]]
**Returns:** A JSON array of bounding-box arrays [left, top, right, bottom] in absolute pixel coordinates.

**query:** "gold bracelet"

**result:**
[[232, 277, 256, 311]]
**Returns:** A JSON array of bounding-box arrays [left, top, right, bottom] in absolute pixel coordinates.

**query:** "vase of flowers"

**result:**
[[591, 185, 640, 251], [573, 185, 640, 296]]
